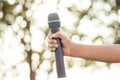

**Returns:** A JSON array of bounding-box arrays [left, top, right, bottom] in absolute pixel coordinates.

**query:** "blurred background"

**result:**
[[0, 0, 120, 80]]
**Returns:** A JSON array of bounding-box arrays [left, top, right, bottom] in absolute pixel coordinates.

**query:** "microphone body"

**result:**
[[48, 13, 66, 78]]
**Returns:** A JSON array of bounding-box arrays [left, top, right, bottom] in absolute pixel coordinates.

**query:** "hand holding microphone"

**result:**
[[48, 13, 66, 78]]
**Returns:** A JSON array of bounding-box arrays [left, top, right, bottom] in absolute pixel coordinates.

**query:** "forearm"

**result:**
[[70, 43, 120, 63]]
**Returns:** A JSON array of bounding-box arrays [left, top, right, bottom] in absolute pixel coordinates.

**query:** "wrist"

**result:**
[[69, 41, 77, 57], [69, 42, 84, 58]]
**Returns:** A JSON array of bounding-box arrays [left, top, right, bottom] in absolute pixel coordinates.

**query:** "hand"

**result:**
[[48, 32, 72, 56]]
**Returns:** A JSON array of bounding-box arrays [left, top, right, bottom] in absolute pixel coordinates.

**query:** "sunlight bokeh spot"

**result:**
[[43, 51, 52, 60], [30, 27, 45, 52], [75, 0, 91, 11], [13, 4, 23, 15], [71, 34, 80, 43], [7, 0, 16, 5], [15, 16, 23, 25], [26, 10, 32, 18], [0, 11, 3, 19], [40, 60, 51, 72], [20, 20, 27, 28]]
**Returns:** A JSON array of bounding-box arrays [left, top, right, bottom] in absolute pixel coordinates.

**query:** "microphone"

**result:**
[[48, 13, 66, 78]]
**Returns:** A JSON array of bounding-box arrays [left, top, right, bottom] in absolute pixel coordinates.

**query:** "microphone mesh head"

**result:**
[[48, 13, 60, 29]]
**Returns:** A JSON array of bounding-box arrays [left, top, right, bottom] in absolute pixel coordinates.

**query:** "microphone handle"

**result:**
[[55, 38, 66, 78]]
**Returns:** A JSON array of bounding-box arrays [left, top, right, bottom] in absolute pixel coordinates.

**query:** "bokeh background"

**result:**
[[0, 0, 120, 80]]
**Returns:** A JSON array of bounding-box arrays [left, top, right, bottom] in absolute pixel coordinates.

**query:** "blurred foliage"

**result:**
[[0, 0, 120, 80]]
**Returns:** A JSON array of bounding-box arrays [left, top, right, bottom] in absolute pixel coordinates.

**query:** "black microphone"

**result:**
[[48, 13, 66, 78]]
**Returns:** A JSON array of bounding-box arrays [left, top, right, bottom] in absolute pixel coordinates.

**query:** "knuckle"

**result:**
[[48, 44, 52, 48]]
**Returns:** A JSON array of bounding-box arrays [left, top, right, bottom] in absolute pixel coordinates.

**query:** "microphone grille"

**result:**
[[48, 13, 60, 22], [48, 13, 60, 29]]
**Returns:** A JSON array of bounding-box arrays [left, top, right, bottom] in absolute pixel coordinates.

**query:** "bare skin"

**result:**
[[48, 32, 120, 63]]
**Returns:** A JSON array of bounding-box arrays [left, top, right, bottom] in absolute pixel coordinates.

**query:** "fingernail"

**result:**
[[54, 40, 57, 43], [55, 44, 58, 47]]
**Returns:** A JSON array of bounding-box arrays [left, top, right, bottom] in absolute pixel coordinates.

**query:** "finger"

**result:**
[[48, 34, 52, 39], [48, 44, 58, 48], [48, 39, 57, 44], [50, 48, 56, 52]]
